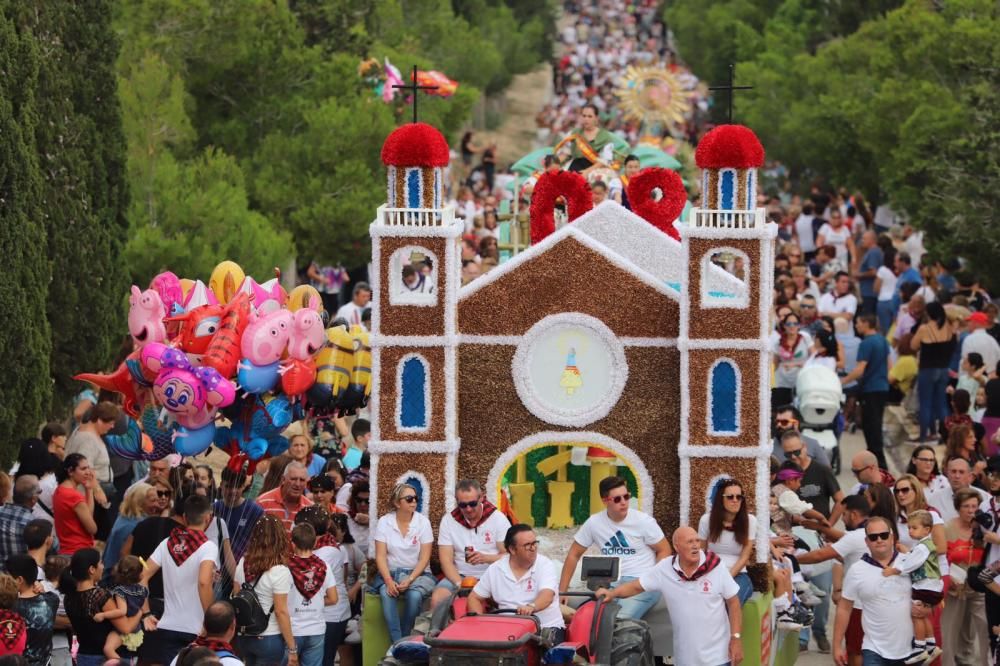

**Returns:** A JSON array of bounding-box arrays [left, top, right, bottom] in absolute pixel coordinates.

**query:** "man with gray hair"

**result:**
[[256, 460, 312, 532], [0, 474, 40, 562], [430, 479, 511, 608]]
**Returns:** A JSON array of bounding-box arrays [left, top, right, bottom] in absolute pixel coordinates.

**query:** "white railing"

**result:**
[[377, 205, 457, 228], [690, 207, 766, 230]]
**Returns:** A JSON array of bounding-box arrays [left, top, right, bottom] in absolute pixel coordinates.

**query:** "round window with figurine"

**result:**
[[512, 313, 628, 427]]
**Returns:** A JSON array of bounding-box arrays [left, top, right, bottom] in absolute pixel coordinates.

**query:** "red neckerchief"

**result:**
[[450, 500, 498, 529], [192, 635, 236, 655], [315, 533, 339, 550], [167, 526, 209, 566], [0, 609, 25, 650], [779, 333, 803, 358], [288, 554, 327, 600], [879, 469, 896, 487], [672, 551, 721, 582]]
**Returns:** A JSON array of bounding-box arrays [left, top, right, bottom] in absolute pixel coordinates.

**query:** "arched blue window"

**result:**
[[398, 355, 429, 431], [709, 360, 740, 435]]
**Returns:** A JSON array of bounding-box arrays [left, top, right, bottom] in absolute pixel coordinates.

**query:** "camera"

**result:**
[[974, 509, 994, 530]]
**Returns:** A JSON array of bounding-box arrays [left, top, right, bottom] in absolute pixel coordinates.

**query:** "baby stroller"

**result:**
[[795, 364, 844, 473]]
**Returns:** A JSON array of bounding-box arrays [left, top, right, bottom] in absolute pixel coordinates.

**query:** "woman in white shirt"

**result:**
[[233, 515, 297, 666], [875, 251, 899, 334], [371, 483, 435, 643], [697, 478, 756, 604]]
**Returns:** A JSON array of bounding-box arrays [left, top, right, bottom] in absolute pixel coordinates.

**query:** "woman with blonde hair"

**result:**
[[371, 483, 435, 642], [892, 474, 948, 553], [234, 514, 297, 665], [102, 483, 159, 575]]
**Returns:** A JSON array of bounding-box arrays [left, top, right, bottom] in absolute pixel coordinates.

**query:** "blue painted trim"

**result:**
[[400, 356, 427, 428], [720, 169, 735, 210], [710, 361, 739, 433], [406, 168, 421, 209]]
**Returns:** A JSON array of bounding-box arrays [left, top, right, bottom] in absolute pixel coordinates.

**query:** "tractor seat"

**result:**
[[543, 600, 598, 663]]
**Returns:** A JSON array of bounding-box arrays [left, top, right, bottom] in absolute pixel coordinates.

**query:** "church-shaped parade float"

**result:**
[[366, 121, 792, 665]]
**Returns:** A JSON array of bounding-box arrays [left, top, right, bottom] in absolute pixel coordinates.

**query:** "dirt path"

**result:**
[[473, 64, 553, 166]]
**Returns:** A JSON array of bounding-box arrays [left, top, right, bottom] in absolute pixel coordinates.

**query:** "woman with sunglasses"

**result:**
[[941, 488, 990, 665], [698, 479, 755, 604], [772, 312, 812, 409], [371, 483, 435, 643], [906, 445, 948, 499], [893, 474, 948, 553]]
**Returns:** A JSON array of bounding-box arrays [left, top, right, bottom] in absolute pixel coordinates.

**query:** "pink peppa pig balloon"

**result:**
[[128, 285, 167, 348], [236, 308, 293, 394], [285, 296, 324, 361]]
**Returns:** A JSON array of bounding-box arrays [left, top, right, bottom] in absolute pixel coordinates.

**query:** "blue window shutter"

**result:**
[[719, 169, 735, 210], [400, 357, 427, 428], [406, 169, 421, 209], [711, 361, 738, 433]]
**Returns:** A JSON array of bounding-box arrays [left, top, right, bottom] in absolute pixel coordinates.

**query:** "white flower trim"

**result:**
[[755, 453, 770, 563], [702, 473, 733, 516], [699, 246, 750, 309], [373, 334, 456, 347], [678, 455, 692, 526], [370, 452, 380, 519], [370, 343, 382, 442], [512, 313, 628, 427], [369, 206, 463, 238], [485, 431, 654, 516], [459, 224, 677, 303], [677, 444, 771, 458], [369, 439, 460, 455], [706, 357, 742, 437], [387, 245, 439, 307], [370, 232, 383, 338], [395, 470, 432, 515], [444, 452, 458, 512], [679, 338, 767, 351]]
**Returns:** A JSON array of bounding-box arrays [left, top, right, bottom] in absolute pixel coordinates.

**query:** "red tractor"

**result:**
[[381, 589, 653, 666]]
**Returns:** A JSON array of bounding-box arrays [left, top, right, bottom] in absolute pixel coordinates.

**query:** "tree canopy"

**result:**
[[668, 0, 1000, 285]]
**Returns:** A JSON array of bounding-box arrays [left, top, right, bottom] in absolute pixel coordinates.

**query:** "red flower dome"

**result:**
[[381, 123, 450, 168], [694, 124, 765, 169]]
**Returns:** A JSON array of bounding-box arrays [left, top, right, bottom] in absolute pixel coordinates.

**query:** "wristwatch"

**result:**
[[287, 646, 298, 654], [731, 633, 741, 639]]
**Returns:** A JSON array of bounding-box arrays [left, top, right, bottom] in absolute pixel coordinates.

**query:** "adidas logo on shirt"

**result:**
[[601, 530, 637, 556]]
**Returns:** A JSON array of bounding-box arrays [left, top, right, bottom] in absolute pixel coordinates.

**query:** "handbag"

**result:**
[[967, 542, 991, 593]]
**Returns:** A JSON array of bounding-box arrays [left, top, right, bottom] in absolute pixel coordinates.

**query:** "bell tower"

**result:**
[[678, 125, 776, 563], [369, 123, 461, 521]]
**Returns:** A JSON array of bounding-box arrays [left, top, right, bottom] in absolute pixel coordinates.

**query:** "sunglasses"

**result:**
[[606, 493, 631, 504], [784, 448, 803, 458], [356, 497, 370, 504], [866, 531, 891, 542], [400, 496, 418, 503], [458, 500, 479, 509], [894, 486, 912, 495], [156, 490, 171, 498], [851, 465, 872, 476], [784, 321, 801, 327], [724, 494, 744, 501], [800, 304, 815, 309]]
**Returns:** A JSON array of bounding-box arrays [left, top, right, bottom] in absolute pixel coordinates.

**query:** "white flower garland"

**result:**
[[369, 439, 460, 455], [699, 246, 751, 309], [511, 313, 628, 427], [394, 352, 432, 434], [705, 357, 742, 437], [484, 431, 654, 516]]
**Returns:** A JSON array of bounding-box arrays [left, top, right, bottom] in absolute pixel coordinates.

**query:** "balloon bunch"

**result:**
[[75, 261, 372, 471]]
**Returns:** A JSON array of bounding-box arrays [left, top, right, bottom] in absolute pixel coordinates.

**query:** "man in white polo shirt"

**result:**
[[833, 516, 920, 666], [469, 524, 564, 641], [431, 479, 511, 609], [597, 526, 742, 666], [819, 272, 858, 321], [143, 494, 219, 665], [559, 476, 671, 619]]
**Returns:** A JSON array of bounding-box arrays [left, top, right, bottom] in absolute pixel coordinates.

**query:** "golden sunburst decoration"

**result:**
[[616, 66, 692, 129]]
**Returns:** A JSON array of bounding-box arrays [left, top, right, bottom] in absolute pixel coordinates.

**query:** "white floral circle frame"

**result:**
[[512, 313, 628, 427]]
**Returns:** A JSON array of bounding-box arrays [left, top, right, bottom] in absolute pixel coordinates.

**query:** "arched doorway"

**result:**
[[485, 431, 654, 526]]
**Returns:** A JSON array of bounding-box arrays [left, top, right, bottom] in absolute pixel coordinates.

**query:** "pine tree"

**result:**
[[0, 9, 51, 465], [28, 1, 130, 410]]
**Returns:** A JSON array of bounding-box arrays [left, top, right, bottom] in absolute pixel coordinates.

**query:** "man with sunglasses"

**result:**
[[770, 405, 830, 468], [430, 479, 511, 609], [833, 516, 922, 666], [558, 476, 671, 620], [469, 524, 564, 640]]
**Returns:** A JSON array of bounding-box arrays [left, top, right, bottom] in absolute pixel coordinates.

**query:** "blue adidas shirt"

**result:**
[[573, 509, 665, 578]]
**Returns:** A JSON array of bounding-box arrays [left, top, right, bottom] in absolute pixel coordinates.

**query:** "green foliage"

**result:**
[[0, 8, 51, 464], [113, 0, 555, 270], [27, 1, 131, 410], [671, 0, 1000, 287]]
